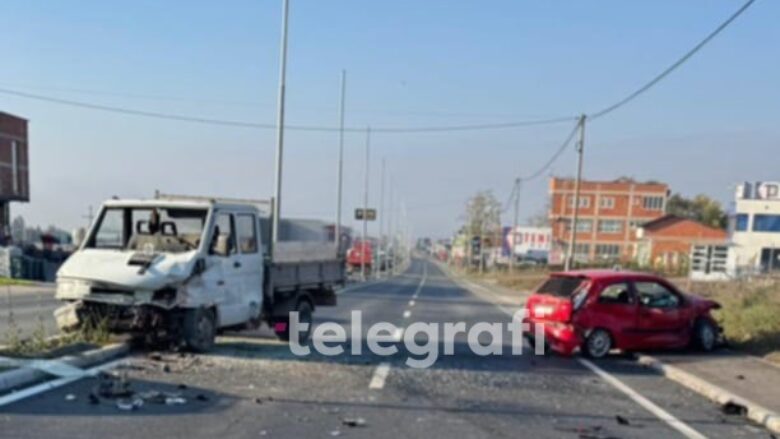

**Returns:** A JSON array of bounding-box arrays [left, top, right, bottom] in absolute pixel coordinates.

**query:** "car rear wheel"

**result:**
[[693, 319, 717, 352], [583, 329, 612, 359]]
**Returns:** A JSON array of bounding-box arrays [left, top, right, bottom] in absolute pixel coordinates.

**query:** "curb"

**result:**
[[637, 354, 780, 434], [0, 342, 130, 395]]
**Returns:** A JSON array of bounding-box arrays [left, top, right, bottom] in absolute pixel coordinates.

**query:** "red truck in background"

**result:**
[[346, 239, 374, 274]]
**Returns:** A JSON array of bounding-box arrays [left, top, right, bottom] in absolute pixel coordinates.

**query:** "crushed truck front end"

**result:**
[[54, 199, 219, 339]]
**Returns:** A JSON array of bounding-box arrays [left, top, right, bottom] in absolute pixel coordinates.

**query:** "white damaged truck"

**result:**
[[54, 194, 344, 351]]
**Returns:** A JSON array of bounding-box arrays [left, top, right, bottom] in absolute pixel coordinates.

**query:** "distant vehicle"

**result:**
[[522, 270, 722, 358], [54, 194, 344, 351], [346, 240, 373, 273]]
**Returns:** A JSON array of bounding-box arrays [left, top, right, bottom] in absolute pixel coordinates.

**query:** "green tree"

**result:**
[[666, 193, 727, 229], [462, 191, 503, 246]]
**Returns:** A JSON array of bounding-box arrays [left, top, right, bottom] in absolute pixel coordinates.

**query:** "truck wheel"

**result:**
[[183, 308, 216, 352], [274, 300, 313, 345]]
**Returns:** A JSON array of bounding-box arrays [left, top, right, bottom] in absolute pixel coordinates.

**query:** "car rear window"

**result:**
[[536, 276, 585, 297]]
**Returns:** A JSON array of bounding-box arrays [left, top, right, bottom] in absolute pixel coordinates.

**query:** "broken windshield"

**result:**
[[86, 206, 208, 253]]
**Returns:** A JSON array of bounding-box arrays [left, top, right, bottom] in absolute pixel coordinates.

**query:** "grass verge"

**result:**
[[689, 279, 780, 364]]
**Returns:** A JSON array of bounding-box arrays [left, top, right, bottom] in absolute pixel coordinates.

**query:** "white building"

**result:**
[[727, 181, 780, 275], [508, 226, 552, 261]]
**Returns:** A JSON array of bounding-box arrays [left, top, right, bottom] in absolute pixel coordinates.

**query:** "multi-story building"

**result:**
[[728, 181, 780, 275], [548, 177, 669, 264], [0, 112, 30, 244]]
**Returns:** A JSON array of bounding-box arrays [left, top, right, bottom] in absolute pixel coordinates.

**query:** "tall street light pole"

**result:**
[[271, 0, 290, 250], [361, 127, 371, 281], [510, 178, 520, 273], [565, 114, 586, 271], [378, 158, 386, 279], [335, 70, 346, 252]]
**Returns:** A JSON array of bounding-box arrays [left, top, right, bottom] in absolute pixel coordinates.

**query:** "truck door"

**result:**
[[206, 212, 244, 326], [234, 213, 264, 322]]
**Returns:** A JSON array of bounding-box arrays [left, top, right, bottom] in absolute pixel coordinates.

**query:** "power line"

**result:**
[[0, 86, 575, 134], [517, 121, 580, 182], [589, 0, 756, 120]]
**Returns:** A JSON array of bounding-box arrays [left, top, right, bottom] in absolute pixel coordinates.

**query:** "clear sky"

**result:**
[[1, 0, 777, 239]]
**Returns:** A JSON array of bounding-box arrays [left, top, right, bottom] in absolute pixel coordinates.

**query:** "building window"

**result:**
[[599, 196, 615, 209], [568, 196, 590, 209], [642, 196, 665, 210], [573, 244, 590, 256], [595, 244, 621, 259], [753, 214, 780, 233], [735, 214, 749, 232], [564, 219, 593, 233], [598, 220, 623, 234]]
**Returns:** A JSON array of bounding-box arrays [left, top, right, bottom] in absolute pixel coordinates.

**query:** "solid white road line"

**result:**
[[0, 358, 127, 407], [449, 269, 707, 439], [369, 363, 391, 390], [402, 310, 411, 319], [579, 359, 707, 439]]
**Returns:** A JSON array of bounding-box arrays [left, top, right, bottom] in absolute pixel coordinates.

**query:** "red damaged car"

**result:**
[[522, 270, 722, 358]]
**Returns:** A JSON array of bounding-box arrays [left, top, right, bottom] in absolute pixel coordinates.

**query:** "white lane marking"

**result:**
[[578, 359, 707, 439], [402, 310, 411, 319], [444, 266, 707, 439], [369, 363, 391, 389], [408, 300, 415, 307], [392, 327, 404, 342], [0, 358, 127, 407], [411, 261, 428, 299]]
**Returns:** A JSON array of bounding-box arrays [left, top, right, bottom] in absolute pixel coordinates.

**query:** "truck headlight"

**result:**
[[56, 279, 91, 298]]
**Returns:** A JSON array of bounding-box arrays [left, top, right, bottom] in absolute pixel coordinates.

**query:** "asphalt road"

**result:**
[[0, 284, 59, 343], [0, 259, 770, 438]]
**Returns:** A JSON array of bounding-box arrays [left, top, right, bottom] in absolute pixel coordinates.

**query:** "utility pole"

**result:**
[[361, 127, 371, 281], [565, 114, 587, 271], [271, 0, 291, 251], [82, 205, 94, 228], [387, 181, 394, 276], [510, 178, 521, 273], [335, 70, 346, 252], [378, 158, 386, 279]]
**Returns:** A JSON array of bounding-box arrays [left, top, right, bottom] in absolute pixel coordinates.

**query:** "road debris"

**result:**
[[721, 401, 748, 416], [615, 415, 630, 426], [116, 397, 144, 411], [341, 417, 367, 428]]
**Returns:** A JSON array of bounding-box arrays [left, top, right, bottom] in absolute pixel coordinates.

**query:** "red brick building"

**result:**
[[635, 215, 727, 270], [548, 177, 669, 264], [0, 112, 30, 243]]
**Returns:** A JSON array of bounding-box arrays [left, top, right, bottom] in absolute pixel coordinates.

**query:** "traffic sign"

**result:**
[[355, 208, 377, 221]]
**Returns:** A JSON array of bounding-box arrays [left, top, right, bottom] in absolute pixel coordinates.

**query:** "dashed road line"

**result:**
[[369, 363, 391, 389], [408, 299, 415, 307], [392, 327, 404, 342], [402, 310, 411, 319]]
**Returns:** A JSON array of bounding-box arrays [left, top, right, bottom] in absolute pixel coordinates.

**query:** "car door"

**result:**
[[634, 280, 686, 348], [205, 211, 244, 327], [234, 212, 264, 322], [585, 280, 641, 349]]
